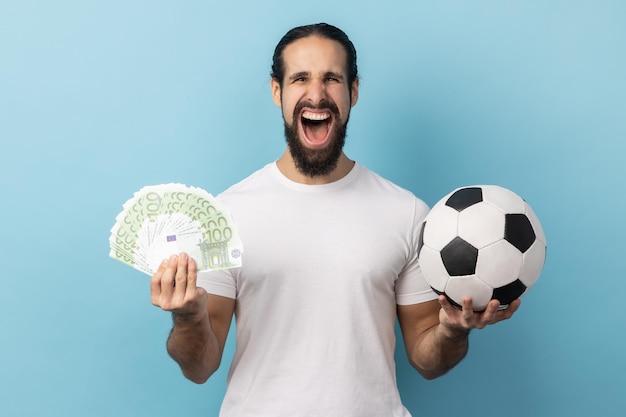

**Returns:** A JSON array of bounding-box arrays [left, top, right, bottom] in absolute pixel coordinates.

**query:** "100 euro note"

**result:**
[[109, 184, 243, 275]]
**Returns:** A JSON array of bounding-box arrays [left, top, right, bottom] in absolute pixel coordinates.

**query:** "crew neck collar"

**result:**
[[269, 161, 361, 192]]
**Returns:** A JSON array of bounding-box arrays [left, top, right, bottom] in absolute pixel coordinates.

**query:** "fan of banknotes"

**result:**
[[109, 183, 243, 275]]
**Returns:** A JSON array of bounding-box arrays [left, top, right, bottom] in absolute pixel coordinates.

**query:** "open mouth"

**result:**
[[300, 110, 332, 146]]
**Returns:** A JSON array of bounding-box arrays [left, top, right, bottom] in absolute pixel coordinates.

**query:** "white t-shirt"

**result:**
[[198, 162, 436, 417]]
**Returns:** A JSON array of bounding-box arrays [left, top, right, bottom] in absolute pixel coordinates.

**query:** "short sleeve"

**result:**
[[197, 268, 237, 299], [395, 198, 438, 305]]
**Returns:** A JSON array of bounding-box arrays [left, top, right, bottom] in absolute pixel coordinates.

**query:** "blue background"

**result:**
[[2, 1, 625, 416]]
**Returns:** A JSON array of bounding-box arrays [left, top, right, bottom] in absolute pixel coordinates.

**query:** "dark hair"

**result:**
[[271, 23, 358, 87]]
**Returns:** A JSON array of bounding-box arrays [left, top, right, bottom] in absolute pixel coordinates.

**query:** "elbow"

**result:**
[[181, 359, 222, 384], [409, 354, 463, 381], [183, 369, 211, 384], [167, 349, 221, 385], [180, 360, 221, 384], [410, 360, 447, 381], [417, 367, 447, 381]]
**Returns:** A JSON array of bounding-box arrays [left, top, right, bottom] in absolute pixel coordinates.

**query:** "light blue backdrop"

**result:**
[[2, 1, 624, 416]]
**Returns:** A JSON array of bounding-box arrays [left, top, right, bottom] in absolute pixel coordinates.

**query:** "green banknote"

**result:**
[[109, 184, 243, 275]]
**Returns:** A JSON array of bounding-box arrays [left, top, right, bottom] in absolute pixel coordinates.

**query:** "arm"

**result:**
[[150, 253, 235, 384], [397, 295, 520, 380]]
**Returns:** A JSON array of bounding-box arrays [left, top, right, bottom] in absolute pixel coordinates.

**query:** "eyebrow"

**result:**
[[324, 71, 345, 81], [287, 71, 346, 82], [288, 71, 310, 82]]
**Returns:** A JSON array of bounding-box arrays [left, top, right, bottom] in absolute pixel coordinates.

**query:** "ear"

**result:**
[[271, 78, 282, 107], [350, 78, 359, 107]]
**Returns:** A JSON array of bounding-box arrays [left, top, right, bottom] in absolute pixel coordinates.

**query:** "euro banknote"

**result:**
[[109, 184, 243, 275]]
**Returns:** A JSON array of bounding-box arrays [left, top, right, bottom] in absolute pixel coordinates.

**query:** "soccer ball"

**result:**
[[418, 185, 547, 311]]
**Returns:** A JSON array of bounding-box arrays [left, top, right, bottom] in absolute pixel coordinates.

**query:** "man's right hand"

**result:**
[[150, 252, 235, 383], [150, 253, 209, 321]]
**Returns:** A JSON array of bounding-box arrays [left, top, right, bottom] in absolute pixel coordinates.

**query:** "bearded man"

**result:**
[[150, 23, 520, 417]]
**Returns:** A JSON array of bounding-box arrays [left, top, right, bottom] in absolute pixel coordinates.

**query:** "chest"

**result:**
[[231, 192, 413, 300]]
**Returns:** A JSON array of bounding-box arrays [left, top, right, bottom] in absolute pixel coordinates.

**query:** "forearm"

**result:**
[[166, 312, 222, 384], [408, 323, 470, 380]]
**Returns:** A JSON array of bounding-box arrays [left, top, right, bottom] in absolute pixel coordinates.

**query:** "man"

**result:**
[[150, 23, 520, 416]]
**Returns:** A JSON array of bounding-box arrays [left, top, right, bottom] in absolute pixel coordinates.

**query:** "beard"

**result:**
[[283, 99, 349, 178]]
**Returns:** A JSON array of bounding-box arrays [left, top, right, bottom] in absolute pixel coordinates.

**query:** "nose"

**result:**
[[306, 78, 327, 105]]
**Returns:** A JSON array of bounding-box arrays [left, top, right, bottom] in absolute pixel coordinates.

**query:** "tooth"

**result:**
[[302, 111, 330, 121]]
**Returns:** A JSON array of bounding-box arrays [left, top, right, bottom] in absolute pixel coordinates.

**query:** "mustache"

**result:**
[[294, 99, 340, 118]]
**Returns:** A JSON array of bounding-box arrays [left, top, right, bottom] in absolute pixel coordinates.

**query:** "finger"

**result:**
[[460, 297, 475, 323], [486, 299, 501, 315], [438, 295, 458, 317], [509, 298, 522, 313], [185, 256, 198, 297], [495, 299, 522, 322], [160, 254, 178, 303], [149, 259, 169, 306], [476, 300, 500, 327], [172, 253, 189, 303]]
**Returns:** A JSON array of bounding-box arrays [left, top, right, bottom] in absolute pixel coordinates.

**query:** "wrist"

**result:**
[[438, 321, 471, 341], [172, 310, 207, 326]]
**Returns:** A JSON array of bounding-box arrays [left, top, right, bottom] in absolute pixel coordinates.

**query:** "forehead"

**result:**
[[281, 35, 348, 76]]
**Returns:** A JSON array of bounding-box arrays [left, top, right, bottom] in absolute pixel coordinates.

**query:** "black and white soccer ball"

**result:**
[[418, 185, 547, 311]]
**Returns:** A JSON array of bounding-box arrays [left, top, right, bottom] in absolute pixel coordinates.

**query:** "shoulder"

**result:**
[[221, 163, 274, 192], [355, 164, 430, 216], [216, 163, 275, 201]]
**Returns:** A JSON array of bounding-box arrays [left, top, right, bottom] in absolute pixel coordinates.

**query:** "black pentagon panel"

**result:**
[[417, 221, 426, 257], [505, 213, 536, 253], [445, 187, 483, 212], [440, 237, 478, 276], [492, 279, 527, 306]]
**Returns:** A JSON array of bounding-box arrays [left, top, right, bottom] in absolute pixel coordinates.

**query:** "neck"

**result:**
[[276, 150, 355, 185]]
